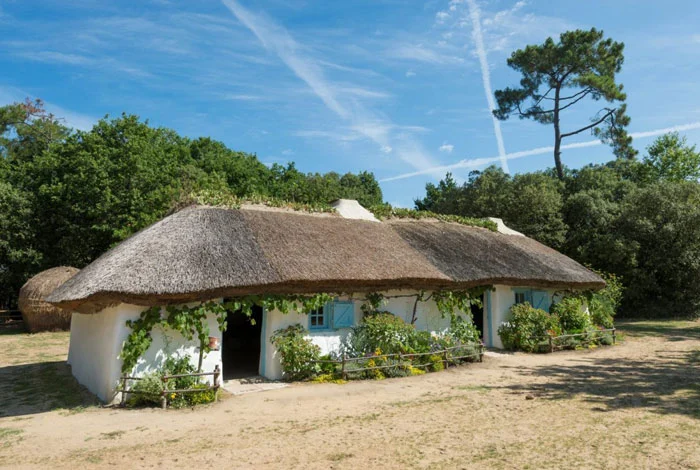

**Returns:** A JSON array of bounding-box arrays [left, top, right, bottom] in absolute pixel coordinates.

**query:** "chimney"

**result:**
[[330, 199, 379, 222], [487, 217, 524, 236]]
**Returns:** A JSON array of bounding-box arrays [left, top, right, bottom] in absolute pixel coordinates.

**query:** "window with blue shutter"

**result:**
[[531, 290, 551, 312], [513, 288, 551, 312], [308, 301, 355, 331], [332, 301, 355, 329], [308, 307, 328, 330]]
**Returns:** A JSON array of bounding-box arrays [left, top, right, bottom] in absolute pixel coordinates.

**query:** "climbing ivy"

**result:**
[[120, 289, 492, 376], [120, 294, 334, 375]]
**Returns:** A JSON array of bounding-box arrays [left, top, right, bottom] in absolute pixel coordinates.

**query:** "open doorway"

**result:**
[[222, 305, 263, 380], [471, 294, 485, 342]]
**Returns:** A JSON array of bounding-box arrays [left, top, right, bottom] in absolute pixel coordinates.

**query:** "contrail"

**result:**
[[379, 121, 700, 182], [467, 0, 509, 173]]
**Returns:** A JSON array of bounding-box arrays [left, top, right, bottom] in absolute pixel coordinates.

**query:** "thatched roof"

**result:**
[[19, 266, 79, 332], [47, 206, 604, 313]]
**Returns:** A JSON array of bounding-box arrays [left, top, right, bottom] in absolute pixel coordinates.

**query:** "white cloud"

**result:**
[[435, 11, 450, 24], [381, 145, 393, 154], [222, 0, 440, 173], [405, 70, 416, 77], [439, 142, 454, 153], [281, 148, 294, 156], [388, 43, 464, 65], [380, 121, 700, 182], [224, 94, 264, 101], [466, 0, 509, 172]]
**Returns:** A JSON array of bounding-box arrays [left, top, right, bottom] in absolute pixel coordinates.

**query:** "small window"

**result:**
[[309, 307, 328, 330], [514, 289, 533, 305]]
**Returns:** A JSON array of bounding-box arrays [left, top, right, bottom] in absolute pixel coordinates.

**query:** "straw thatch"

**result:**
[[19, 267, 80, 332], [388, 220, 603, 290], [47, 205, 604, 314]]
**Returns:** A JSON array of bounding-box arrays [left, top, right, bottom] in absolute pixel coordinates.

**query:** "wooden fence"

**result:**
[[119, 364, 221, 409], [0, 310, 23, 331], [310, 343, 485, 380], [539, 327, 616, 352]]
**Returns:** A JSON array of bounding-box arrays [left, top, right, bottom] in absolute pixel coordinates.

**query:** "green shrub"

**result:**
[[446, 316, 481, 345], [127, 372, 164, 407], [270, 324, 321, 381], [551, 297, 591, 333], [498, 303, 562, 352], [589, 271, 623, 328], [341, 312, 418, 357], [162, 356, 197, 408], [185, 384, 217, 406]]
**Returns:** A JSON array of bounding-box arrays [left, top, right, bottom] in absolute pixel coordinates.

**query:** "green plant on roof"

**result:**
[[369, 204, 497, 231]]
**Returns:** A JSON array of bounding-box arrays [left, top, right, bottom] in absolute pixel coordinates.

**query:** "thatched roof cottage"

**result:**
[[47, 200, 602, 402]]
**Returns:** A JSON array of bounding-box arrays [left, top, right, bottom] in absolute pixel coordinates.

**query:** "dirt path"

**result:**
[[1, 321, 699, 469]]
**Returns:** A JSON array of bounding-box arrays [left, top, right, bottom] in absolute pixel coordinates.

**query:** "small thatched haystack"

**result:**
[[19, 267, 79, 332]]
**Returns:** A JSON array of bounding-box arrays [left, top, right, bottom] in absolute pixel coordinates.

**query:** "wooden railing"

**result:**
[[310, 343, 485, 380], [537, 328, 616, 352], [119, 364, 221, 409], [0, 310, 23, 331]]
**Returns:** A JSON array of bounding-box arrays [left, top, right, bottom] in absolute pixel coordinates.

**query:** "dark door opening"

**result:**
[[471, 294, 485, 342], [222, 305, 263, 380]]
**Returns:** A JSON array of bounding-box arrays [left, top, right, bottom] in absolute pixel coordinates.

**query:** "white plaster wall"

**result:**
[[68, 302, 223, 404], [483, 285, 559, 349], [261, 290, 466, 380]]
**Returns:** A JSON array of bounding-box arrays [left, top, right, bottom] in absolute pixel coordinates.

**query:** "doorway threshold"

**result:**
[[222, 376, 288, 396]]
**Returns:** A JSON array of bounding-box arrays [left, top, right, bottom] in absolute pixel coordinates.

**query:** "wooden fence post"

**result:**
[[548, 335, 554, 353], [341, 353, 347, 380], [161, 376, 168, 410], [443, 349, 449, 369], [479, 342, 484, 362], [120, 374, 127, 407], [213, 364, 221, 402], [612, 327, 616, 345]]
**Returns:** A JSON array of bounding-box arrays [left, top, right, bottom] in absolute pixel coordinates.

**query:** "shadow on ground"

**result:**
[[0, 361, 99, 418], [501, 341, 700, 419]]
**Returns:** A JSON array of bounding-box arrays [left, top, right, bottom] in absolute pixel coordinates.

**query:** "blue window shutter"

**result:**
[[332, 301, 354, 329], [531, 290, 551, 312]]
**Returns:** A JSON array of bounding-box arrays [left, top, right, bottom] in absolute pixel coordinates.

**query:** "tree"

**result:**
[[615, 182, 700, 318], [493, 28, 636, 179], [638, 132, 700, 183]]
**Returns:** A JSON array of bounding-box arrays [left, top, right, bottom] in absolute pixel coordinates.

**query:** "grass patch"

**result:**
[[99, 430, 126, 440], [0, 428, 24, 448], [327, 452, 354, 462], [453, 385, 491, 393], [617, 319, 700, 340]]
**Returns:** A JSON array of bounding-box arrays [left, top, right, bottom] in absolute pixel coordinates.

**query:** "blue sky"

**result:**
[[1, 0, 700, 206]]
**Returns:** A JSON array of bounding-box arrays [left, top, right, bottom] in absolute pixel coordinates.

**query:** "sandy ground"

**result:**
[[0, 320, 699, 469]]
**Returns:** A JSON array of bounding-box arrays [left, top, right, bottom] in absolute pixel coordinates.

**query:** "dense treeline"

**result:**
[[416, 133, 700, 318], [0, 99, 382, 306]]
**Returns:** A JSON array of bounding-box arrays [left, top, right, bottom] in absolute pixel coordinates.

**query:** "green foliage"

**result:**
[[639, 133, 700, 183], [416, 167, 567, 248], [588, 270, 623, 328], [615, 181, 700, 318], [0, 100, 383, 307], [121, 301, 228, 375], [342, 313, 418, 357], [551, 297, 591, 332], [498, 303, 562, 353], [127, 373, 164, 407], [126, 356, 217, 408], [370, 203, 497, 231], [493, 27, 635, 178], [270, 324, 321, 381]]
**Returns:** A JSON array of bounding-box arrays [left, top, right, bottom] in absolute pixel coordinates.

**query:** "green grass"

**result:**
[[616, 319, 700, 340]]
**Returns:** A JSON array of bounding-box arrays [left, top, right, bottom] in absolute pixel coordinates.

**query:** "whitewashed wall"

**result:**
[[68, 302, 223, 404], [260, 289, 469, 380], [482, 285, 559, 349]]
